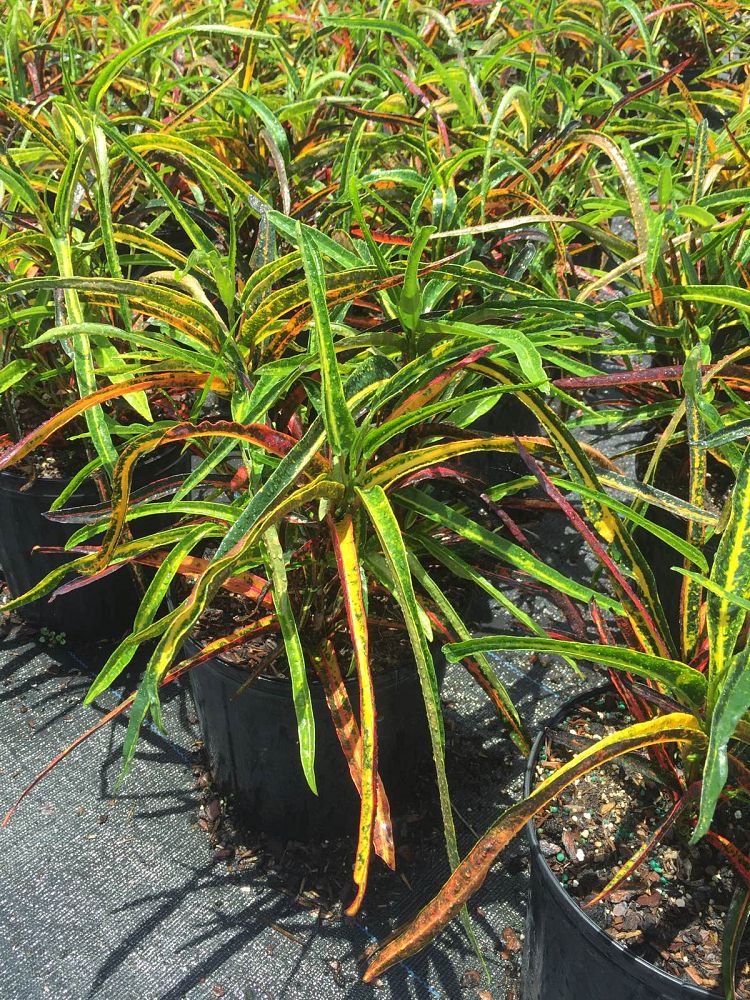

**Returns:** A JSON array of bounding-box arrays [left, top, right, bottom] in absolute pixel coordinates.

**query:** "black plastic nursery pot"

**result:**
[[186, 634, 442, 841], [522, 689, 721, 1000], [0, 445, 189, 642]]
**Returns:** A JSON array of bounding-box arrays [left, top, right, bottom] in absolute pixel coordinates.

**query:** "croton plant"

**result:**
[[0, 187, 630, 915]]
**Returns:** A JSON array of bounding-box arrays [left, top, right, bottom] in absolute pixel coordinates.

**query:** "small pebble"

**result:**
[[576, 848, 585, 862], [539, 840, 561, 858]]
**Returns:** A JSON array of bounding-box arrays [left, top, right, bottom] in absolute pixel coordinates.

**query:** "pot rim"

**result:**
[[524, 685, 722, 1000]]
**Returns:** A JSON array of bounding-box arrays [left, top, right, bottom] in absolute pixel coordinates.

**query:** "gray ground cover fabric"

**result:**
[[0, 616, 587, 998]]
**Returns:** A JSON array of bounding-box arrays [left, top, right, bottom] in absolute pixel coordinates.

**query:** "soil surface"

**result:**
[[190, 586, 415, 680], [1, 395, 87, 479], [534, 690, 750, 995], [1, 388, 197, 480]]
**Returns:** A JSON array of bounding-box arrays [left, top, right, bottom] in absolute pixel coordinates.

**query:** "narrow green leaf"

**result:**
[[85, 21, 274, 110], [0, 358, 34, 392], [119, 683, 153, 783], [444, 636, 706, 712], [50, 459, 102, 511], [364, 384, 518, 458], [298, 223, 355, 455], [263, 525, 316, 794], [91, 122, 151, 422], [708, 443, 750, 702], [214, 423, 325, 559], [702, 419, 750, 448], [681, 346, 708, 660], [594, 471, 719, 526], [419, 319, 549, 392], [399, 225, 435, 334], [410, 555, 528, 753], [691, 119, 710, 204], [239, 0, 270, 91], [674, 568, 750, 616], [399, 489, 624, 612], [546, 476, 708, 571], [51, 235, 116, 470], [417, 533, 545, 640], [85, 525, 209, 703], [694, 644, 750, 842], [357, 486, 457, 862], [268, 211, 361, 269]]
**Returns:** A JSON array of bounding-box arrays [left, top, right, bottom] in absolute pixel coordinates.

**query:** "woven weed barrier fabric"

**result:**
[[0, 631, 587, 999]]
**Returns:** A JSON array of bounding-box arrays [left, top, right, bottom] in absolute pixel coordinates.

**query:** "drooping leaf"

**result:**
[[357, 487, 457, 865], [121, 477, 345, 767], [311, 639, 395, 872], [542, 476, 708, 571], [328, 513, 377, 913], [410, 555, 529, 753], [84, 525, 211, 703], [398, 489, 624, 612], [363, 713, 702, 981], [263, 525, 317, 795], [0, 372, 216, 472], [444, 636, 706, 712]]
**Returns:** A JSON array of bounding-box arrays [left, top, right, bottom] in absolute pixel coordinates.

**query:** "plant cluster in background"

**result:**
[[1, 0, 750, 992]]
